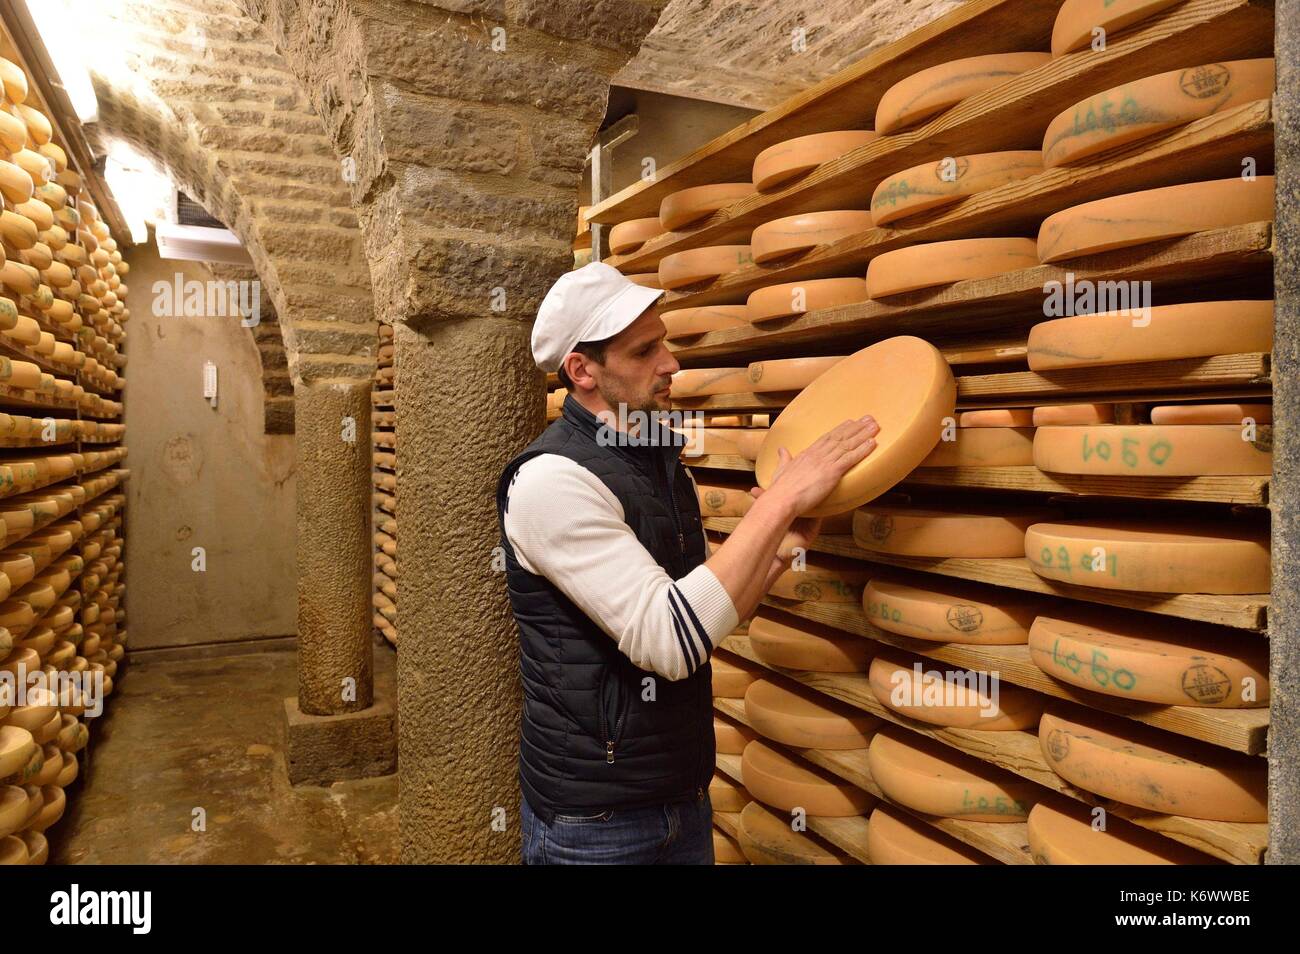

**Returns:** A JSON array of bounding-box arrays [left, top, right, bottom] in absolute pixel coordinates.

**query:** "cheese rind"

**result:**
[[1033, 403, 1115, 426], [853, 504, 1058, 558], [919, 426, 1035, 467], [658, 183, 755, 231], [1037, 177, 1275, 262], [867, 804, 992, 864], [712, 653, 765, 698], [868, 725, 1039, 821], [751, 131, 878, 191], [750, 211, 873, 264], [608, 217, 665, 255], [713, 827, 747, 863], [745, 355, 843, 393], [738, 801, 847, 864], [1150, 403, 1272, 425], [765, 560, 871, 606], [1042, 59, 1276, 168], [1039, 708, 1267, 822], [661, 305, 750, 339], [863, 577, 1043, 645], [1051, 0, 1187, 57], [658, 245, 752, 290], [865, 237, 1038, 298], [746, 278, 868, 322], [755, 337, 955, 517], [958, 408, 1034, 427], [868, 650, 1046, 730], [741, 739, 876, 815], [871, 151, 1042, 226], [1028, 613, 1269, 707], [1033, 424, 1271, 476], [1027, 800, 1212, 865], [714, 714, 756, 754], [710, 771, 751, 812], [669, 367, 750, 398], [1027, 300, 1273, 371], [1024, 519, 1270, 594], [744, 678, 881, 749], [696, 482, 755, 517], [875, 53, 1052, 134]]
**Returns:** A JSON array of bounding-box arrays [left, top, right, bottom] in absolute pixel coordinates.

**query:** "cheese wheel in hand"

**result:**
[[658, 245, 752, 290], [744, 678, 881, 749], [712, 652, 764, 698], [756, 337, 956, 517], [662, 305, 749, 339], [1051, 0, 1187, 57], [658, 183, 754, 231], [876, 53, 1051, 134], [1039, 708, 1266, 821], [853, 503, 1058, 558], [741, 739, 875, 816], [608, 217, 665, 256], [869, 650, 1045, 730], [1024, 519, 1270, 593], [864, 577, 1044, 645], [920, 426, 1035, 467], [750, 211, 873, 264], [866, 237, 1037, 298], [1033, 403, 1114, 426], [1027, 300, 1273, 371], [1042, 59, 1275, 168], [1027, 800, 1213, 864], [1037, 177, 1275, 262], [738, 801, 847, 864], [714, 714, 756, 755], [871, 151, 1042, 226], [1028, 612, 1268, 707], [751, 131, 877, 191], [746, 277, 867, 322], [1033, 424, 1271, 476], [868, 725, 1039, 821], [1149, 403, 1272, 425], [868, 804, 992, 864]]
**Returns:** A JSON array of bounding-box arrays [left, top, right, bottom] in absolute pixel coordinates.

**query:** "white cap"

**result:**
[[531, 262, 665, 373]]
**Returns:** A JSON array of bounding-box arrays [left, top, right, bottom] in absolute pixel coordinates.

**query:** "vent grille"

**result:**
[[177, 192, 225, 229]]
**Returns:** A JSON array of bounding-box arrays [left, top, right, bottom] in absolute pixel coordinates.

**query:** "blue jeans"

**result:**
[[521, 794, 714, 865]]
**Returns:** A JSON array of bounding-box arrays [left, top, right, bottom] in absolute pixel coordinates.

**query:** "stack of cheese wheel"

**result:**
[[853, 502, 1060, 558], [869, 648, 1046, 730], [918, 408, 1034, 467], [372, 324, 397, 646]]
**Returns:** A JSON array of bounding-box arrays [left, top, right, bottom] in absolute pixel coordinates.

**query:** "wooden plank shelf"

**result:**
[[703, 518, 1268, 631], [753, 598, 1268, 754], [0, 337, 77, 378], [712, 808, 742, 844], [590, 0, 1272, 228], [666, 223, 1274, 363], [0, 383, 80, 413], [720, 638, 1265, 863]]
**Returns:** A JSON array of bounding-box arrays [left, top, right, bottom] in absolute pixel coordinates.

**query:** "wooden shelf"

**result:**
[[0, 383, 80, 413], [905, 465, 1270, 506], [719, 638, 1265, 863], [703, 518, 1268, 631], [712, 808, 742, 843]]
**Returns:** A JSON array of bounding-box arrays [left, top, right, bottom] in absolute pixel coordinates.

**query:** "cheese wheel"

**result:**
[[658, 183, 754, 231], [12, 149, 53, 188], [1, 260, 40, 296], [1042, 59, 1275, 168], [0, 58, 27, 103], [958, 408, 1034, 427], [714, 714, 756, 754], [868, 725, 1039, 821], [0, 833, 26, 863], [756, 337, 956, 517], [21, 828, 47, 864], [661, 305, 749, 339], [741, 739, 875, 815], [712, 652, 764, 698], [15, 104, 52, 146], [26, 784, 64, 832], [869, 650, 1045, 730], [658, 245, 752, 290], [1027, 800, 1213, 865], [0, 160, 34, 204], [0, 109, 25, 153], [1038, 177, 1275, 262], [696, 482, 754, 517], [32, 743, 60, 786], [608, 217, 665, 255], [867, 804, 991, 864], [623, 272, 662, 289], [864, 577, 1043, 645], [1027, 300, 1273, 371], [866, 237, 1037, 298], [1051, 0, 1187, 57], [853, 504, 1057, 558], [1033, 403, 1114, 426], [669, 366, 750, 398], [16, 200, 54, 233], [744, 678, 881, 749], [746, 277, 867, 322], [876, 53, 1052, 134], [1150, 403, 1272, 425], [745, 355, 843, 393], [54, 751, 76, 788], [38, 143, 67, 174], [750, 211, 874, 264], [1028, 612, 1268, 707], [871, 151, 1042, 226], [710, 771, 750, 812], [1033, 424, 1271, 476], [0, 210, 38, 250], [1039, 708, 1266, 822], [766, 559, 871, 606], [712, 827, 747, 863], [920, 426, 1035, 467], [0, 725, 36, 779], [1025, 519, 1270, 593], [738, 801, 847, 864], [677, 427, 767, 459], [0, 785, 28, 838], [751, 131, 878, 191]]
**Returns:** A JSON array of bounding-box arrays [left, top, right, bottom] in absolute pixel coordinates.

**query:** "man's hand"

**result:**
[[764, 415, 880, 516]]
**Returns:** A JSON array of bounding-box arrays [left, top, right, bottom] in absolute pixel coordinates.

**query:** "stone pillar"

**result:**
[[1270, 0, 1298, 865], [284, 377, 396, 784], [395, 318, 543, 864]]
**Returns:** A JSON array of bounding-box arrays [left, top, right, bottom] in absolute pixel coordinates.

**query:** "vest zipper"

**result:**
[[598, 669, 629, 764], [662, 455, 686, 566]]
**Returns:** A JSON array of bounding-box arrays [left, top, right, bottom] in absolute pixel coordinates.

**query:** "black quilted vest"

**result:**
[[495, 394, 715, 822]]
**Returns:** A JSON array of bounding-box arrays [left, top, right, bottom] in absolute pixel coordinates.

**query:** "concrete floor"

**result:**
[[50, 639, 399, 864]]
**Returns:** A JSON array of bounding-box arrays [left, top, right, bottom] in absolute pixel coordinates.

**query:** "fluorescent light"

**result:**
[[155, 223, 253, 265], [22, 0, 99, 123]]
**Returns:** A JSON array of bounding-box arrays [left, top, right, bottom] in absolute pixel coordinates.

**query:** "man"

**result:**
[[495, 262, 878, 864]]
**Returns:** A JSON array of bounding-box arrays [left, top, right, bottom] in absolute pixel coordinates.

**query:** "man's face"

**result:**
[[583, 307, 680, 416]]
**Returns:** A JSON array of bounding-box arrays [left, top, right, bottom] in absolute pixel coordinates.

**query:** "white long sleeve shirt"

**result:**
[[502, 452, 740, 681]]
